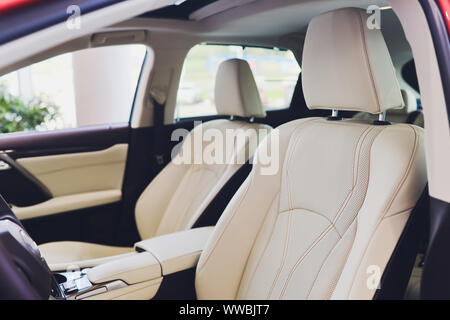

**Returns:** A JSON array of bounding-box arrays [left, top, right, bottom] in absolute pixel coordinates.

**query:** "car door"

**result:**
[[0, 44, 147, 246]]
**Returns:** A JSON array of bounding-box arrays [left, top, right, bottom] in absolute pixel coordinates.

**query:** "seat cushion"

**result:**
[[39, 241, 134, 271]]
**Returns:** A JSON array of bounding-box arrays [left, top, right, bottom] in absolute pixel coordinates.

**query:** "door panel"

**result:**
[[1, 122, 129, 157], [0, 152, 52, 206], [22, 202, 123, 246], [17, 143, 128, 197], [0, 123, 129, 204], [0, 123, 130, 244], [12, 189, 121, 221]]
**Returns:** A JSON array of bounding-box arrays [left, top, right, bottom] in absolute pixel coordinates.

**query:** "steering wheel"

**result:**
[[0, 195, 58, 300]]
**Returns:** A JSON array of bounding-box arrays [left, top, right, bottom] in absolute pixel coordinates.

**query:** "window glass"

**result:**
[[0, 44, 146, 134], [175, 44, 300, 119]]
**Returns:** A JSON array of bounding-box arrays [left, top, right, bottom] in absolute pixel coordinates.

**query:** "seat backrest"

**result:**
[[135, 59, 271, 239], [195, 8, 426, 300]]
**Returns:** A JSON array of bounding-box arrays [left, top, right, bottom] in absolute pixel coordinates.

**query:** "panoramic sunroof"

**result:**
[[140, 0, 219, 20]]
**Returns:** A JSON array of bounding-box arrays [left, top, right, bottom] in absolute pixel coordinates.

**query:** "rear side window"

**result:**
[[0, 44, 146, 134], [175, 44, 300, 119]]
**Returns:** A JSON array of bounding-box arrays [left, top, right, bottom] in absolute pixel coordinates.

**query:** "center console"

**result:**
[[53, 226, 213, 300]]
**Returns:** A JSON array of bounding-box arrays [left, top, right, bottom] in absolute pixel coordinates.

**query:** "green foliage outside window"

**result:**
[[0, 85, 59, 133]]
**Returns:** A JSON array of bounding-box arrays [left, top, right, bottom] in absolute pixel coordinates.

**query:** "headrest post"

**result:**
[[372, 111, 391, 126], [327, 109, 342, 121]]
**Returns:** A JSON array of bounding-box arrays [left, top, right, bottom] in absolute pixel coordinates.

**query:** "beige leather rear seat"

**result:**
[[39, 58, 272, 271]]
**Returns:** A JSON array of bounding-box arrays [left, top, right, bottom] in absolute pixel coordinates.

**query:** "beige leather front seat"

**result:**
[[195, 8, 426, 300], [40, 58, 272, 271]]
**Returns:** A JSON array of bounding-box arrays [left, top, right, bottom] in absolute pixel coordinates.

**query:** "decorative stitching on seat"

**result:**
[[345, 125, 419, 298], [161, 121, 250, 234], [278, 124, 380, 299], [305, 219, 357, 299], [234, 119, 318, 298], [240, 121, 374, 299], [330, 126, 375, 232], [265, 120, 320, 298], [266, 210, 293, 299], [279, 207, 335, 227], [195, 121, 269, 275], [237, 193, 280, 298], [309, 125, 388, 299], [284, 123, 315, 210]]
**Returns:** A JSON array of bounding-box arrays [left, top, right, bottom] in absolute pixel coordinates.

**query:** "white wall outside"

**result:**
[[72, 45, 146, 127]]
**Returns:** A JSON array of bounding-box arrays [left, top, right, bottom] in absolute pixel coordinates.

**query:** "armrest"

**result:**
[[87, 252, 161, 285], [12, 190, 121, 220], [134, 227, 214, 275]]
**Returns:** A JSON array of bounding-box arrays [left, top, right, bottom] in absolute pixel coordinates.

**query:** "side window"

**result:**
[[175, 44, 300, 119], [0, 44, 146, 133]]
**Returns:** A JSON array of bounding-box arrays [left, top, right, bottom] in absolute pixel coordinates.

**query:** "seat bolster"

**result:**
[[331, 125, 426, 299], [39, 241, 134, 271], [135, 160, 190, 240], [195, 118, 318, 299]]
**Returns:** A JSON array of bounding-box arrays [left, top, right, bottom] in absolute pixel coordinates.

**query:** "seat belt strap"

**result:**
[[406, 110, 422, 125], [150, 88, 167, 172]]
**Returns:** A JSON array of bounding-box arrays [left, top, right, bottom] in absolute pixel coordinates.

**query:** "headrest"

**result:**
[[302, 8, 403, 114], [389, 89, 418, 115], [215, 58, 266, 118]]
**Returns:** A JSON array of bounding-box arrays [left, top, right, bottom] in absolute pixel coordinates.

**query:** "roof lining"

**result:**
[[140, 0, 220, 20], [189, 0, 257, 21]]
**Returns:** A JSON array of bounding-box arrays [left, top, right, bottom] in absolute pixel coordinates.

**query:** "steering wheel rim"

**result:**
[[0, 195, 55, 300]]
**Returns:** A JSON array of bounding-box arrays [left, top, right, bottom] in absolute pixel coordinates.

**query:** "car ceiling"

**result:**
[[118, 0, 411, 67], [0, 0, 412, 75]]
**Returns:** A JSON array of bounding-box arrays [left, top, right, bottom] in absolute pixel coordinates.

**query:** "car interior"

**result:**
[[0, 0, 448, 300]]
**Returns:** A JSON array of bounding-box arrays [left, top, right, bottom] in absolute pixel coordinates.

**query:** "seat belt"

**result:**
[[150, 88, 167, 175], [406, 110, 422, 125], [373, 185, 429, 300], [406, 104, 423, 125]]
